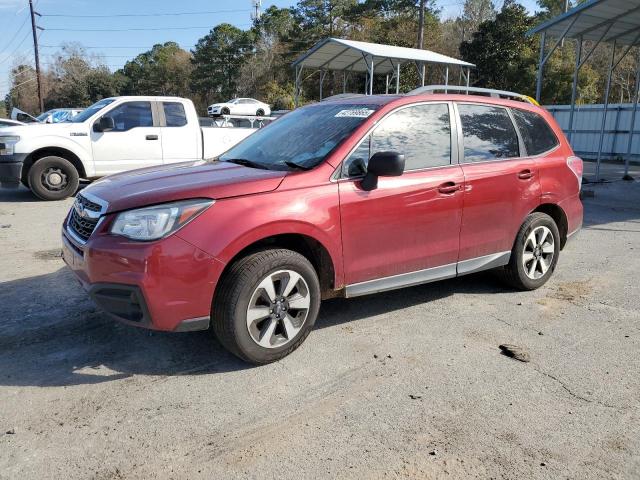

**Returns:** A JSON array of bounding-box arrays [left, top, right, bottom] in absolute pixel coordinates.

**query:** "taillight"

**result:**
[[567, 156, 583, 191]]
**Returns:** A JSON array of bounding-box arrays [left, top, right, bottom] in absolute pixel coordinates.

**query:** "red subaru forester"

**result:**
[[62, 90, 583, 364]]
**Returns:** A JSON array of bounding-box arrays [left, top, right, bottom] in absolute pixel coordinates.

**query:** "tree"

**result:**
[[0, 100, 7, 118], [460, 2, 537, 95], [120, 42, 193, 97], [191, 24, 255, 104]]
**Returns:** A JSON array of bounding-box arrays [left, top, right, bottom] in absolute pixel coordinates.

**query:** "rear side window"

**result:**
[[512, 108, 559, 156], [163, 102, 187, 127], [458, 104, 519, 162]]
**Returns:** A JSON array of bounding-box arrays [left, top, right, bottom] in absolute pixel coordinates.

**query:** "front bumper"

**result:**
[[0, 153, 27, 187], [62, 222, 225, 332]]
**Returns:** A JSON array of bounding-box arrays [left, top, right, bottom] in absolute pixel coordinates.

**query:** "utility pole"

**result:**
[[417, 0, 425, 49], [29, 0, 44, 113]]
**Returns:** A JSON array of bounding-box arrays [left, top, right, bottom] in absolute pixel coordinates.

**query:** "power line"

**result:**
[[0, 13, 30, 58], [0, 30, 34, 66], [40, 8, 251, 18], [44, 24, 252, 32]]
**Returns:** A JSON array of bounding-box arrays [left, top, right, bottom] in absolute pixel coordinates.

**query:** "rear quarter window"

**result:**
[[512, 108, 559, 156]]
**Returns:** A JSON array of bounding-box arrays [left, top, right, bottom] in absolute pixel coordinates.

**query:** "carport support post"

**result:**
[[385, 74, 389, 94], [294, 64, 304, 108], [396, 62, 400, 94], [466, 68, 470, 87], [596, 41, 616, 182], [568, 37, 583, 144], [536, 31, 546, 103], [343, 71, 347, 93], [445, 66, 449, 89], [625, 53, 640, 178], [368, 56, 374, 95], [319, 69, 327, 100]]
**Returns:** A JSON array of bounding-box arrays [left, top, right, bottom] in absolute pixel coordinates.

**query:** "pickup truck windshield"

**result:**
[[71, 99, 116, 123], [219, 103, 380, 171]]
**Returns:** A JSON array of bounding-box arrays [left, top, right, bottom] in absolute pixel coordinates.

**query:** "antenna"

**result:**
[[251, 0, 262, 22]]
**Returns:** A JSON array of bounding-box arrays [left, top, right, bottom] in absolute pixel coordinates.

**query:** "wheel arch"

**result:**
[[24, 147, 87, 180], [532, 203, 569, 249], [218, 233, 341, 300]]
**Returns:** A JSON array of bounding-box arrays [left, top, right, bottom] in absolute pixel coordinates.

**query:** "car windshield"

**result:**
[[70, 99, 116, 123], [219, 103, 380, 171]]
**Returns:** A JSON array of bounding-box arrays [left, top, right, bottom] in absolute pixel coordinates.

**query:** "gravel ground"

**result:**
[[0, 181, 639, 479]]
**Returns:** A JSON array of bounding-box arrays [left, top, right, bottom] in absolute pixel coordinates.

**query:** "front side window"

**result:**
[[105, 102, 153, 132], [458, 104, 519, 163], [163, 102, 187, 127], [219, 103, 380, 171], [343, 103, 451, 177], [512, 108, 559, 156]]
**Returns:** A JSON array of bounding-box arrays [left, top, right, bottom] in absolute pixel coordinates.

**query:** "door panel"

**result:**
[[458, 158, 540, 261], [91, 101, 163, 175], [339, 166, 465, 285], [160, 102, 200, 163], [455, 103, 541, 261]]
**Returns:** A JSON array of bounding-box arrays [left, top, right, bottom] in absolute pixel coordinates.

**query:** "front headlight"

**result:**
[[110, 199, 213, 241], [0, 136, 20, 156]]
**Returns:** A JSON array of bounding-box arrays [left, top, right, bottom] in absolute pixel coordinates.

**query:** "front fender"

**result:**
[[175, 184, 344, 289], [18, 135, 94, 176]]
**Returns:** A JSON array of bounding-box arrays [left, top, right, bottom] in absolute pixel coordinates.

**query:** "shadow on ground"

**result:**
[[0, 266, 506, 388]]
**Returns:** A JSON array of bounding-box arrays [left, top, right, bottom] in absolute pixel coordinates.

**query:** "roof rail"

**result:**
[[407, 85, 540, 106]]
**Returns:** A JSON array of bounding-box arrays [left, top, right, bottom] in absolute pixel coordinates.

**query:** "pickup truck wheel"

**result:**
[[499, 212, 560, 291], [28, 156, 80, 201], [212, 249, 321, 365]]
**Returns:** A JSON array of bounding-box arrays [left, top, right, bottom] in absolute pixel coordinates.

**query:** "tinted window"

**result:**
[[512, 108, 559, 156], [163, 102, 187, 127], [343, 103, 451, 176], [458, 104, 519, 162], [219, 103, 379, 171], [106, 102, 153, 132]]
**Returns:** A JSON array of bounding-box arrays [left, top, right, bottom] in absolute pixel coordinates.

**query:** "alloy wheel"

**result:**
[[522, 225, 555, 280], [246, 270, 311, 349]]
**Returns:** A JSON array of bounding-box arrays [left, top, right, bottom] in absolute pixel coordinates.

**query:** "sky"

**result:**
[[0, 0, 540, 100]]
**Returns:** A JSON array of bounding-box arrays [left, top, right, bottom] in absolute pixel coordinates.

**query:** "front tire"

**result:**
[[256, 109, 265, 116], [500, 212, 560, 290], [211, 249, 321, 364], [28, 156, 80, 201]]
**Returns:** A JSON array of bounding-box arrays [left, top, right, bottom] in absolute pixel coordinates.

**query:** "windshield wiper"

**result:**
[[224, 158, 270, 170], [284, 160, 312, 171]]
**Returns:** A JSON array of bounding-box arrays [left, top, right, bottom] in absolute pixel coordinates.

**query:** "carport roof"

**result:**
[[528, 0, 640, 46], [292, 37, 475, 74]]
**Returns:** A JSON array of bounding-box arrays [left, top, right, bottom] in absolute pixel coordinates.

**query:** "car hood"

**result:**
[[81, 160, 287, 213], [0, 122, 80, 137]]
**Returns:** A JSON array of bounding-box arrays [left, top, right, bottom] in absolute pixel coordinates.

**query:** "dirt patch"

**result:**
[[33, 249, 63, 261]]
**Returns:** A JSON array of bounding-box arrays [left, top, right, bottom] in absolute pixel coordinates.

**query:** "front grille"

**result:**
[[67, 194, 104, 242]]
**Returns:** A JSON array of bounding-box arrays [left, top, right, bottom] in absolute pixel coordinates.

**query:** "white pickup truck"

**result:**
[[0, 96, 263, 200]]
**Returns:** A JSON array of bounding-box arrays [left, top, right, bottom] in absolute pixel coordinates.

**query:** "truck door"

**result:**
[[159, 101, 200, 164], [90, 101, 163, 175]]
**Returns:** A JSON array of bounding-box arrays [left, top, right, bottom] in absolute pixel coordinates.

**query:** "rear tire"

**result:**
[[211, 249, 321, 365], [28, 156, 80, 201], [499, 212, 560, 290]]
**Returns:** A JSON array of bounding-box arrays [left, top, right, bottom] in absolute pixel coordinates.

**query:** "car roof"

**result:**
[[320, 92, 545, 114]]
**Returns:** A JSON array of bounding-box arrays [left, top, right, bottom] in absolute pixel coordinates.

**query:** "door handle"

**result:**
[[438, 182, 462, 194], [518, 169, 533, 180], [146, 135, 159, 141]]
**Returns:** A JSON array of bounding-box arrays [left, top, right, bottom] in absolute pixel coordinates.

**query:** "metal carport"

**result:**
[[292, 38, 475, 106], [529, 0, 640, 180]]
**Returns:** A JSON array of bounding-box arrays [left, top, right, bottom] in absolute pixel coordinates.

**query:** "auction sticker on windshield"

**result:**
[[335, 108, 375, 118]]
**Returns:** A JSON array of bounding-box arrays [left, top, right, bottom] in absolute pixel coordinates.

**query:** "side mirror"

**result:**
[[94, 116, 115, 133], [361, 151, 405, 191]]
